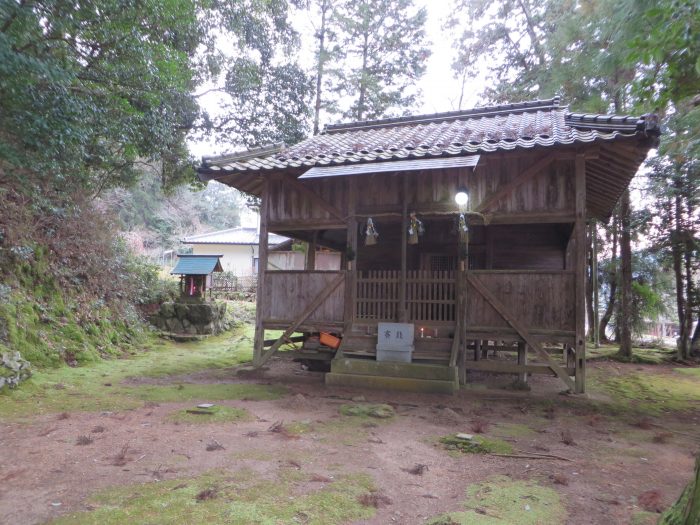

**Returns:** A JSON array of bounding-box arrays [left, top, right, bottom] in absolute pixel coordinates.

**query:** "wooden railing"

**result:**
[[466, 270, 576, 333], [355, 269, 575, 334], [355, 270, 400, 321], [260, 269, 575, 336], [261, 271, 345, 325], [406, 271, 457, 322], [355, 270, 456, 323]]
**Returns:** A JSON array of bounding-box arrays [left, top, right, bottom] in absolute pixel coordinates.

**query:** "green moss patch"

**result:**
[[339, 403, 395, 419], [589, 367, 700, 415], [427, 475, 566, 525], [659, 455, 700, 525], [439, 434, 514, 455], [166, 405, 251, 424], [134, 383, 286, 403], [0, 325, 284, 420], [50, 469, 376, 525], [676, 367, 700, 378], [631, 511, 659, 525], [588, 344, 676, 364], [0, 265, 147, 370]]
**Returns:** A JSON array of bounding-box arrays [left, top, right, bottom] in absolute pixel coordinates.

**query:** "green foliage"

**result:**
[[0, 0, 310, 193], [448, 0, 571, 104], [102, 172, 245, 257], [219, 58, 313, 146], [0, 0, 200, 193], [623, 0, 700, 108], [598, 247, 674, 341], [642, 151, 699, 358], [331, 0, 430, 121]]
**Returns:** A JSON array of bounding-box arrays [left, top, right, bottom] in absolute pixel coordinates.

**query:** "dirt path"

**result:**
[[0, 349, 698, 524]]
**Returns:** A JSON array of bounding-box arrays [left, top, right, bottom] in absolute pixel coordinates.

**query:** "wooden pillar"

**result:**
[[517, 341, 528, 384], [574, 154, 587, 393], [253, 181, 270, 366], [459, 344, 467, 385], [592, 219, 600, 348], [343, 178, 358, 339], [306, 231, 317, 270], [451, 256, 466, 367], [474, 339, 481, 361], [399, 175, 408, 322]]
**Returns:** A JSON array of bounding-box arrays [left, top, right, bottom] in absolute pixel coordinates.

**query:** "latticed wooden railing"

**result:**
[[406, 271, 457, 322], [355, 270, 456, 322]]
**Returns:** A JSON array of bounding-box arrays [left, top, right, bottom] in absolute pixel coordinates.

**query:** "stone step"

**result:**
[[325, 372, 457, 395], [331, 357, 457, 381]]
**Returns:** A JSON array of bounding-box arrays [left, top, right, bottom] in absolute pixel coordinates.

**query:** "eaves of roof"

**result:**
[[198, 98, 659, 181]]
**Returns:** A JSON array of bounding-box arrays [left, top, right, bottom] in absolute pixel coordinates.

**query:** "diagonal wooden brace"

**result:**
[[254, 273, 345, 368], [467, 273, 576, 392]]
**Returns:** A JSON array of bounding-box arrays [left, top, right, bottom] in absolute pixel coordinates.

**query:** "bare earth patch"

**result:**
[[0, 351, 697, 524]]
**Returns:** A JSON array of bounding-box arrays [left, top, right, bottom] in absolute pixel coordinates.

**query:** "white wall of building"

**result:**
[[191, 244, 258, 276]]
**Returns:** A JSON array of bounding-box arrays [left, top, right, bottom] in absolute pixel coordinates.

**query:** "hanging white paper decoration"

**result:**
[[365, 218, 379, 246]]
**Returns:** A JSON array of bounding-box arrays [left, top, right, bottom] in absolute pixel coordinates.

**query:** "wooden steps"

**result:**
[[325, 357, 458, 394], [340, 332, 453, 363]]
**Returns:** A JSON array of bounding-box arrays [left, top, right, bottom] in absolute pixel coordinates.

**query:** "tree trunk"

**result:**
[[516, 0, 547, 67], [312, 0, 329, 135], [356, 29, 369, 121], [691, 320, 700, 355], [684, 192, 697, 357], [672, 188, 690, 360], [599, 210, 619, 341], [618, 189, 633, 359], [683, 233, 694, 359]]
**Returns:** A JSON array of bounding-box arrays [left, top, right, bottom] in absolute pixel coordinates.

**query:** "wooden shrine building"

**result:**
[[198, 98, 659, 394], [171, 254, 223, 300]]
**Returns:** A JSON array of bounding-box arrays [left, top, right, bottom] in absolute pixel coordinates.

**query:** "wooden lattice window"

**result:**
[[428, 255, 457, 272]]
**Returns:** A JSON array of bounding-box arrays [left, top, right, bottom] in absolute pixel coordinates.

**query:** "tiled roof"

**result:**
[[171, 255, 223, 275], [181, 227, 289, 246], [199, 97, 659, 177]]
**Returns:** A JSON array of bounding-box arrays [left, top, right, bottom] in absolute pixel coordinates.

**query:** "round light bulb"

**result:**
[[455, 191, 469, 206]]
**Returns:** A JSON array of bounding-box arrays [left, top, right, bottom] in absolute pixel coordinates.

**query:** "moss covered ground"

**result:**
[[588, 344, 678, 365], [0, 246, 147, 371], [166, 405, 251, 424], [439, 434, 514, 455], [427, 475, 566, 524], [0, 325, 286, 420], [588, 366, 700, 415], [50, 469, 376, 525]]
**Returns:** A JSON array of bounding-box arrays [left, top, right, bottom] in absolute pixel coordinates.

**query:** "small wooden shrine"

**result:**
[[171, 254, 223, 300]]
